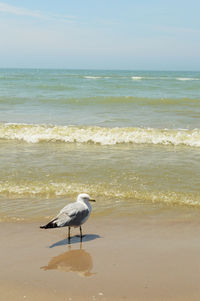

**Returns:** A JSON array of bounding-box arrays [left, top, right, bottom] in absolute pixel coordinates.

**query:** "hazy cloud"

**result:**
[[0, 2, 76, 22]]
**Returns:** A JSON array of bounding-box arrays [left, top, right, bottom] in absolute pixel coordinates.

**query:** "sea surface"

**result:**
[[0, 69, 200, 222]]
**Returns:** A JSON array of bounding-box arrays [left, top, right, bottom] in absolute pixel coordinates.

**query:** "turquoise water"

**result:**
[[0, 69, 200, 128], [0, 69, 200, 221]]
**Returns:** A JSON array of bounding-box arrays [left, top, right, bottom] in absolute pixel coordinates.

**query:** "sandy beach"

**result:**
[[0, 0, 200, 297], [1, 213, 200, 301]]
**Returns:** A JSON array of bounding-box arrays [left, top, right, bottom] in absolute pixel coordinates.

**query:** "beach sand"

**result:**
[[1, 214, 200, 301]]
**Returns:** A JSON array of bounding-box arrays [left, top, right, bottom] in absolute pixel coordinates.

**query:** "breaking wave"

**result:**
[[83, 76, 111, 79], [131, 76, 143, 80], [0, 123, 199, 147], [176, 77, 200, 81], [0, 181, 200, 208]]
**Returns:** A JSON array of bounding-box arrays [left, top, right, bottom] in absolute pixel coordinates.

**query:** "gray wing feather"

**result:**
[[54, 202, 90, 227]]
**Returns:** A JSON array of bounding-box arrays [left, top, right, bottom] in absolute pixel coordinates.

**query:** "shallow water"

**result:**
[[0, 69, 200, 221]]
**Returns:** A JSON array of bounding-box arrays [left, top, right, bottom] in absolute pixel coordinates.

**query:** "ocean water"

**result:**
[[0, 69, 200, 222]]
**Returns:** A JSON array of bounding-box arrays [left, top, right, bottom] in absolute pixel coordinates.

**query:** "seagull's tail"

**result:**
[[40, 218, 58, 229], [40, 225, 47, 229]]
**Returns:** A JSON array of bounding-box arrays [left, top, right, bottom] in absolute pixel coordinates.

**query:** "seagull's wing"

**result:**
[[40, 203, 77, 229], [40, 202, 90, 229], [57, 202, 90, 227], [54, 204, 78, 227], [59, 203, 78, 216]]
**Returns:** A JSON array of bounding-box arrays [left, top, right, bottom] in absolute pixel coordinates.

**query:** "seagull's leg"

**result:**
[[80, 226, 83, 241], [68, 227, 71, 243]]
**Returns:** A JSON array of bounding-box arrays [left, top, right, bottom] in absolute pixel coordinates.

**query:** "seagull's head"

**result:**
[[77, 193, 96, 204]]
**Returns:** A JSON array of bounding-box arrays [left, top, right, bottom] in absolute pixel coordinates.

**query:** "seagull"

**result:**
[[40, 193, 95, 241]]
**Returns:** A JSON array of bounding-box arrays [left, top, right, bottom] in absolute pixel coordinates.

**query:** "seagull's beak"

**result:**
[[89, 199, 96, 202]]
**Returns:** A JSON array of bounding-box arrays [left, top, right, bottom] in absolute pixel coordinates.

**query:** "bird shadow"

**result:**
[[49, 234, 101, 248]]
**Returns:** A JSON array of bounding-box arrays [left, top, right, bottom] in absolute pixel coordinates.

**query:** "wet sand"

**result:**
[[1, 214, 200, 300]]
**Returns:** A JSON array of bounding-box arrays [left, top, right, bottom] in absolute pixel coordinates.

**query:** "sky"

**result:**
[[0, 0, 200, 70]]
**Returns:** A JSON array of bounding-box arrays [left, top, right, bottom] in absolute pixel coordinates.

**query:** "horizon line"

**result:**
[[0, 67, 199, 72]]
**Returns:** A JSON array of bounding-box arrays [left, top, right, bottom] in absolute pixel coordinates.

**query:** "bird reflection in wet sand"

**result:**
[[41, 244, 95, 277]]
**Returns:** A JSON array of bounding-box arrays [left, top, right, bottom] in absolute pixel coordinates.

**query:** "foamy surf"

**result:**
[[131, 76, 143, 80], [84, 76, 102, 79], [176, 77, 200, 81], [0, 181, 200, 223], [0, 123, 200, 147], [84, 76, 111, 79]]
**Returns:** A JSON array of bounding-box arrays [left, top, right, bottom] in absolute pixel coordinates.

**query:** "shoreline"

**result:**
[[1, 215, 200, 300]]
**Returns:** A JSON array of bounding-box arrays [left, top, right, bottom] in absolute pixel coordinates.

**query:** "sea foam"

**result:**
[[84, 76, 102, 79], [131, 76, 143, 80], [176, 77, 199, 81], [0, 181, 199, 210], [0, 123, 200, 147]]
